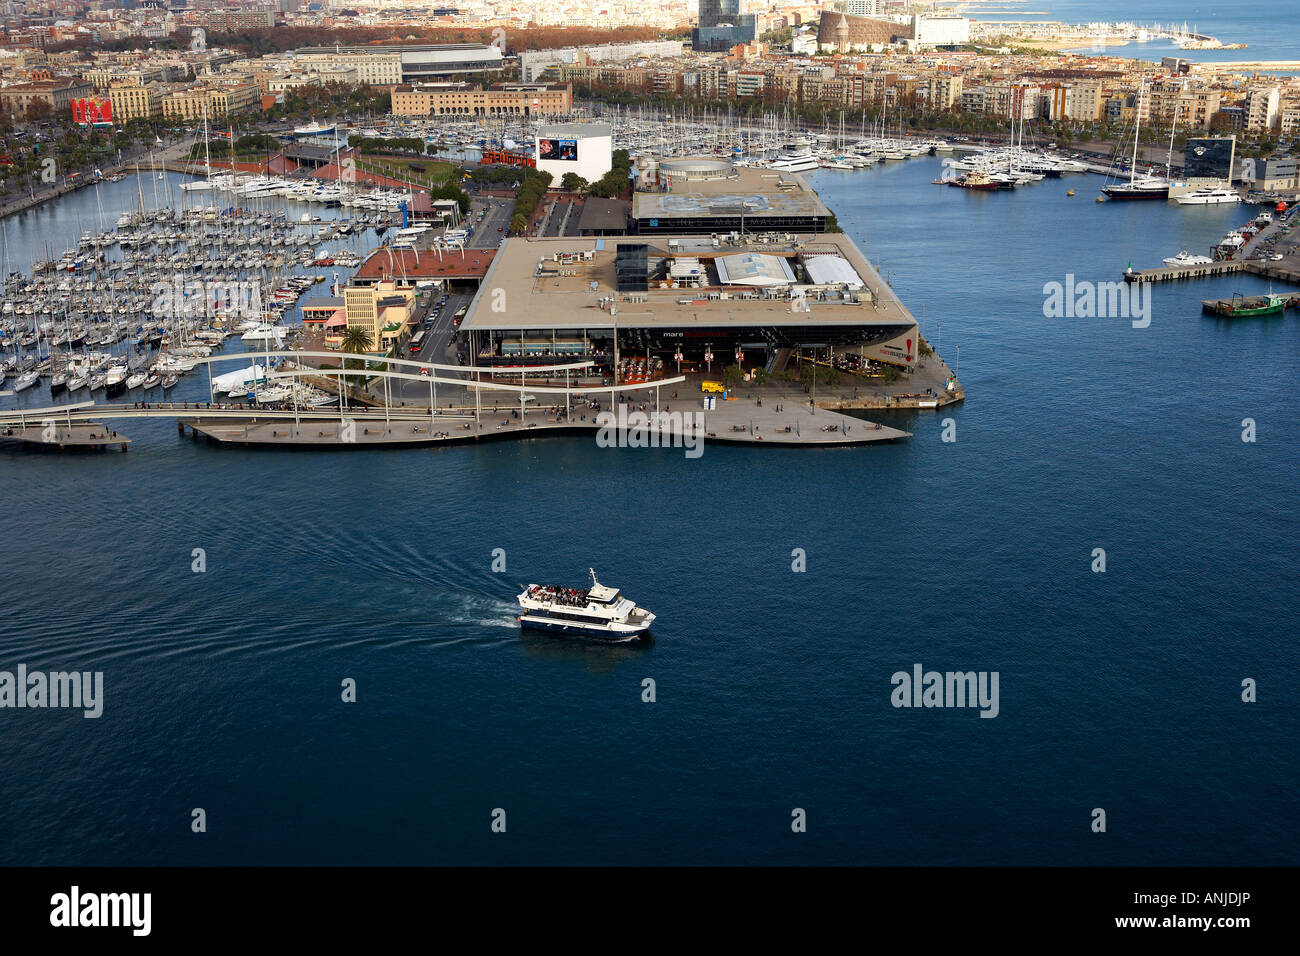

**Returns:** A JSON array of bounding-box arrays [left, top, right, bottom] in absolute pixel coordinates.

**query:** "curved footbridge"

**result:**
[[0, 352, 909, 452]]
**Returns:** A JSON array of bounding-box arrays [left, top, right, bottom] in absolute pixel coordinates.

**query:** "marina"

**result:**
[[0, 168, 396, 412], [1, 97, 1295, 874]]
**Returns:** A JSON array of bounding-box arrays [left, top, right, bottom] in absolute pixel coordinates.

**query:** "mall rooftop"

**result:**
[[632, 161, 832, 234], [463, 232, 917, 333]]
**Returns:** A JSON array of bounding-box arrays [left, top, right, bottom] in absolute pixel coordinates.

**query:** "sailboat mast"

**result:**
[[1131, 81, 1143, 185], [1166, 102, 1178, 179]]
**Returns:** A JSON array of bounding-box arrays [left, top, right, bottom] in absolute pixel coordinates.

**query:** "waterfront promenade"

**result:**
[[0, 393, 909, 450]]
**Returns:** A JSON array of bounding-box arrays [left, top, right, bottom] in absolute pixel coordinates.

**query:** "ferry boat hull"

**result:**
[[516, 614, 649, 642]]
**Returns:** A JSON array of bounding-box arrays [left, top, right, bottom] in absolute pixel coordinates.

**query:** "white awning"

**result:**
[[803, 254, 864, 289], [715, 252, 796, 287]]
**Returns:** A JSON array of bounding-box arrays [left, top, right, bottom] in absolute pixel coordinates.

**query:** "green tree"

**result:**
[[340, 325, 373, 356], [560, 171, 587, 192], [339, 325, 374, 388], [722, 363, 743, 388]]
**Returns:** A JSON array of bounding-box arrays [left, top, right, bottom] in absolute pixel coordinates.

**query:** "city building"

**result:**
[[160, 83, 260, 120], [1244, 86, 1280, 132], [0, 77, 93, 116], [694, 0, 757, 51], [292, 44, 503, 83], [293, 50, 403, 86], [519, 42, 685, 83], [911, 16, 972, 49], [391, 82, 572, 118], [1245, 155, 1297, 191], [1183, 136, 1236, 181], [186, 10, 276, 32], [461, 232, 921, 378], [535, 122, 613, 184], [817, 12, 906, 53], [108, 78, 162, 121], [342, 280, 417, 352], [1281, 106, 1300, 137], [632, 159, 831, 235]]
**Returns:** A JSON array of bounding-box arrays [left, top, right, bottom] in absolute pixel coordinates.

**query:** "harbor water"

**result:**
[[0, 158, 1296, 865]]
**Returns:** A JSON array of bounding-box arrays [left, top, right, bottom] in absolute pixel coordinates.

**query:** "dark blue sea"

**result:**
[[1, 160, 1296, 866]]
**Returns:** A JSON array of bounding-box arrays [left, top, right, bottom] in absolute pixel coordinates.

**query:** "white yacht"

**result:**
[[1163, 250, 1215, 266], [516, 570, 656, 642], [293, 122, 336, 138], [768, 139, 820, 173], [240, 324, 285, 347], [253, 384, 292, 404], [1176, 185, 1240, 206], [238, 178, 287, 199], [12, 369, 39, 391]]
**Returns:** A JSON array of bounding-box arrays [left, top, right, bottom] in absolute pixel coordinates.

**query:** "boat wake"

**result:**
[[0, 595, 520, 666]]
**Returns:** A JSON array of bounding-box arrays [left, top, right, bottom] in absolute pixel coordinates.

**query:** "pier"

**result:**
[[0, 345, 914, 453], [0, 398, 907, 450], [1124, 261, 1245, 283], [1126, 205, 1300, 286], [0, 420, 131, 451]]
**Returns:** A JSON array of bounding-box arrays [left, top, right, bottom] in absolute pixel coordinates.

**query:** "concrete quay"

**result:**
[[1124, 261, 1244, 283]]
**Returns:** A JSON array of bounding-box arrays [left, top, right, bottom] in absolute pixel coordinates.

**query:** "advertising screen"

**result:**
[[71, 98, 113, 127], [538, 138, 578, 161]]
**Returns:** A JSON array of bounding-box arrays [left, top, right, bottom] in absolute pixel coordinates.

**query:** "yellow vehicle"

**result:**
[[700, 380, 726, 393]]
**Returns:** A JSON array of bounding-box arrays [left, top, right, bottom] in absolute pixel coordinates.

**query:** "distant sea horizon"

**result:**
[[959, 0, 1297, 69]]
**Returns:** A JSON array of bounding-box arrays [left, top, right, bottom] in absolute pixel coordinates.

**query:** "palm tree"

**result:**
[[340, 325, 373, 356], [338, 325, 374, 404]]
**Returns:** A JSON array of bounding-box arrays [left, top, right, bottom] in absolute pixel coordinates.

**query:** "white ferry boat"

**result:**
[[516, 570, 656, 641]]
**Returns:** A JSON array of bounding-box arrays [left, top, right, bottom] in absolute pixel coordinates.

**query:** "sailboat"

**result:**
[[180, 110, 216, 192], [1102, 80, 1170, 200]]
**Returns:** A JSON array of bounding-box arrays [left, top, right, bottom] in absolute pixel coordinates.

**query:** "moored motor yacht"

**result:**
[[1175, 185, 1240, 205], [1163, 250, 1215, 266]]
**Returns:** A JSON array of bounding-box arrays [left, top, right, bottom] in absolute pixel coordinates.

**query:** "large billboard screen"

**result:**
[[538, 138, 578, 161], [71, 98, 113, 127], [1184, 137, 1234, 180]]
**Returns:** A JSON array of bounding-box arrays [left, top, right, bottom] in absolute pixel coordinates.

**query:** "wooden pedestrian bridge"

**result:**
[[1, 351, 907, 451]]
